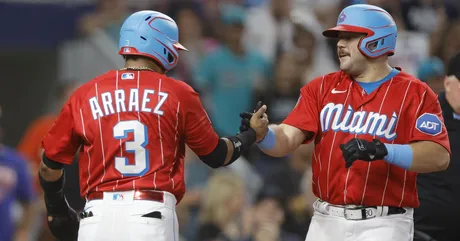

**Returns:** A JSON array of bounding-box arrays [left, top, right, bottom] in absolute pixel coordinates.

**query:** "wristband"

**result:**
[[383, 144, 413, 170], [257, 127, 276, 150]]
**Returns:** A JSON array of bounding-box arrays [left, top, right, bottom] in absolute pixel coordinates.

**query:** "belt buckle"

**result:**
[[343, 207, 372, 220], [343, 207, 357, 220]]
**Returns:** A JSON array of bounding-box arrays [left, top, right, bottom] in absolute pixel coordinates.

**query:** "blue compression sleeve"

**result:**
[[383, 144, 413, 170], [257, 127, 276, 150]]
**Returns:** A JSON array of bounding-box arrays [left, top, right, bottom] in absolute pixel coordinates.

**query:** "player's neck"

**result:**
[[353, 62, 393, 83], [124, 59, 165, 74]]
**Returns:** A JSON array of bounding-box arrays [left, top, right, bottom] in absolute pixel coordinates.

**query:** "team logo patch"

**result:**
[[338, 12, 347, 23], [416, 113, 442, 136], [121, 73, 134, 80]]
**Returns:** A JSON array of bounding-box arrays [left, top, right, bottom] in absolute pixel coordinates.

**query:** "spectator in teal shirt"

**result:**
[[195, 4, 272, 136]]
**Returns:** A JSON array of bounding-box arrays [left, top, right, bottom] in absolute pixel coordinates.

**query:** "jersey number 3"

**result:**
[[113, 120, 149, 176]]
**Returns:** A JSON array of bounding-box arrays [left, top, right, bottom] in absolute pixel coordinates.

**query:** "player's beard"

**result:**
[[339, 54, 366, 77], [339, 55, 352, 72]]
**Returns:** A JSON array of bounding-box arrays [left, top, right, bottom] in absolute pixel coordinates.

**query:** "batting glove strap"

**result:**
[[372, 139, 388, 160]]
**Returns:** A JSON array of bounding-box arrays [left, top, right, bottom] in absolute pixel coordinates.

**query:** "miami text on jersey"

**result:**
[[320, 103, 398, 140], [89, 88, 169, 120]]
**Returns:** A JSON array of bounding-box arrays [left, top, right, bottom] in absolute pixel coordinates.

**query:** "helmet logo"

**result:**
[[338, 12, 347, 23], [124, 47, 131, 53]]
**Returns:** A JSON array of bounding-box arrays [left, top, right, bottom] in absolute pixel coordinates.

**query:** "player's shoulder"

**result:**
[[165, 76, 200, 98], [299, 71, 342, 92], [393, 69, 435, 97], [71, 70, 115, 96]]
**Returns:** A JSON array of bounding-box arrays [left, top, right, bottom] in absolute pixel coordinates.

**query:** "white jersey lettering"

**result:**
[[320, 103, 398, 140], [88, 88, 168, 120]]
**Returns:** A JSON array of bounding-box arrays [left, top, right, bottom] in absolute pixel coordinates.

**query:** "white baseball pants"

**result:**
[[77, 190, 179, 241], [305, 200, 414, 241]]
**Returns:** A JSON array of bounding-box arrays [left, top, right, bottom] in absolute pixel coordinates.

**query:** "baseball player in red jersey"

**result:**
[[37, 10, 268, 241], [240, 4, 451, 241]]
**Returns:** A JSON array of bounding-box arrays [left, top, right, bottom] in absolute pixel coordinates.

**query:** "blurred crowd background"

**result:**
[[0, 0, 459, 241]]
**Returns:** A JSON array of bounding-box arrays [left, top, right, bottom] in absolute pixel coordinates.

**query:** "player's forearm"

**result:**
[[39, 156, 67, 204], [259, 124, 304, 157], [199, 129, 257, 168], [382, 141, 450, 173], [39, 161, 63, 182], [408, 141, 450, 173]]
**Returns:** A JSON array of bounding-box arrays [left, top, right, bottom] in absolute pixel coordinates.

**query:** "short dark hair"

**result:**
[[123, 55, 166, 72], [447, 52, 460, 79]]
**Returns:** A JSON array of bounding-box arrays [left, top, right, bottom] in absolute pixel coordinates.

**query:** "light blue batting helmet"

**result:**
[[322, 4, 397, 58], [118, 10, 187, 71]]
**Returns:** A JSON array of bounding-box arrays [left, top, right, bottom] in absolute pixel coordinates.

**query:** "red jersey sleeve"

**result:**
[[42, 97, 81, 165], [410, 88, 451, 154], [182, 86, 219, 156], [282, 77, 322, 143]]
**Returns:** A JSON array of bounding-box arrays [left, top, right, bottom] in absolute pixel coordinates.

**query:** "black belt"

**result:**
[[386, 206, 406, 215]]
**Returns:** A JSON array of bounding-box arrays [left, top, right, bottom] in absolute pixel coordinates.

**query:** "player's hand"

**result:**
[[445, 75, 460, 114], [45, 197, 79, 241], [340, 138, 388, 168], [239, 101, 269, 142], [239, 101, 263, 132]]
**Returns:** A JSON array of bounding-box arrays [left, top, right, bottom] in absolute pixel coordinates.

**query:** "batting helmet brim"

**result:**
[[322, 24, 374, 38], [174, 42, 188, 51]]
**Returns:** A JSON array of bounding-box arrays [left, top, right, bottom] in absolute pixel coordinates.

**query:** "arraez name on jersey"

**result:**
[[416, 113, 442, 136], [320, 103, 398, 141]]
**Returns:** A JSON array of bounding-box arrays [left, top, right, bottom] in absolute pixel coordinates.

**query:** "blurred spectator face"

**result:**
[[337, 32, 367, 75], [271, 0, 291, 18], [200, 173, 247, 225], [255, 198, 284, 224], [293, 25, 316, 60], [177, 8, 203, 41], [224, 24, 245, 46], [275, 54, 299, 93], [220, 5, 247, 47]]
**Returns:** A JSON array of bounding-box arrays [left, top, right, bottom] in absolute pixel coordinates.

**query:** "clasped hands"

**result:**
[[239, 101, 270, 142], [239, 101, 388, 167]]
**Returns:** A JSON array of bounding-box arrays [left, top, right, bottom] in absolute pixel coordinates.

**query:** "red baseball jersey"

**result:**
[[283, 69, 451, 208], [42, 70, 219, 203]]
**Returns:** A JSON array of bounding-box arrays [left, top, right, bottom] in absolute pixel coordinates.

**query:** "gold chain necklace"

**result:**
[[119, 66, 155, 72]]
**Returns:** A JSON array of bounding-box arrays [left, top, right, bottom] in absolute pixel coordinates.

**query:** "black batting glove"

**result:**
[[45, 196, 80, 241], [239, 101, 263, 132], [340, 138, 388, 168]]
